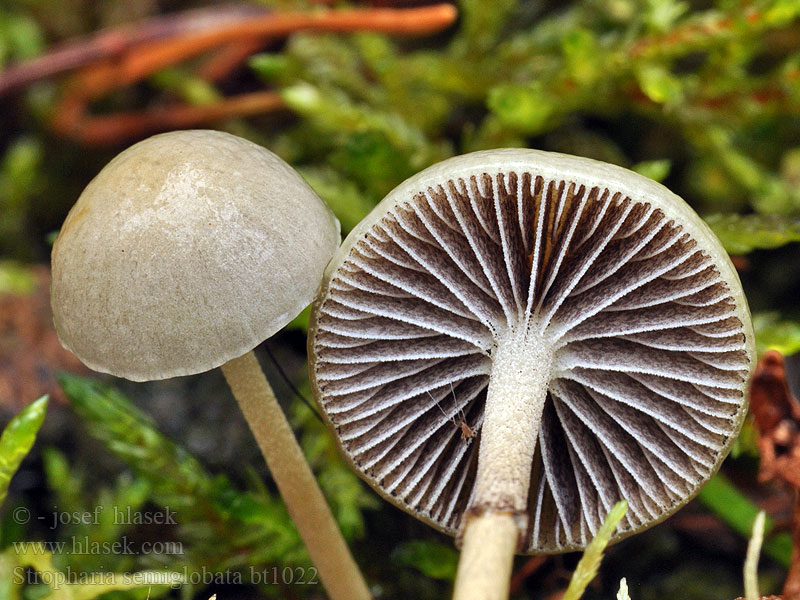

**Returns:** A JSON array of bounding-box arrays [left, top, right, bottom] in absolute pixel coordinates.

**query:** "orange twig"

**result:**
[[509, 555, 548, 595], [0, 5, 266, 97], [0, 4, 457, 97], [52, 91, 286, 146], [22, 3, 457, 145], [77, 4, 456, 95], [198, 39, 268, 82]]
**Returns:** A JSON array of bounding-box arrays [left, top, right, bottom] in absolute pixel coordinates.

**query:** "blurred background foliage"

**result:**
[[2, 0, 800, 598]]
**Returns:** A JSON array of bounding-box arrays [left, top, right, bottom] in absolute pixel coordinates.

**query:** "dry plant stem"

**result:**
[[220, 351, 371, 600], [0, 4, 457, 96], [784, 490, 800, 599], [52, 91, 286, 146], [67, 4, 457, 96], [198, 39, 267, 82], [453, 327, 554, 600], [509, 556, 548, 595], [744, 511, 766, 600], [4, 3, 457, 143], [44, 3, 456, 145]]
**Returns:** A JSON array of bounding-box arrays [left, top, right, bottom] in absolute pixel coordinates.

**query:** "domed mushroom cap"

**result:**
[[309, 148, 754, 553], [52, 130, 340, 381]]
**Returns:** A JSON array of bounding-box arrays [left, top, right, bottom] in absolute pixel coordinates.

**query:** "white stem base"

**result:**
[[452, 512, 519, 600]]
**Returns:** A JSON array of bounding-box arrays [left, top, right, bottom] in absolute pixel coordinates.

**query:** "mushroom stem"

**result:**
[[452, 513, 518, 600], [453, 327, 554, 600], [220, 350, 371, 600]]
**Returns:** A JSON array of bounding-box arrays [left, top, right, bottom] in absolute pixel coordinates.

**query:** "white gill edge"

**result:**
[[445, 183, 517, 327], [316, 149, 753, 362], [537, 194, 634, 328], [533, 184, 589, 324]]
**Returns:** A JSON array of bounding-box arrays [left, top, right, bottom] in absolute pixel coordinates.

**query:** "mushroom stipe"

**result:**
[[308, 149, 754, 600]]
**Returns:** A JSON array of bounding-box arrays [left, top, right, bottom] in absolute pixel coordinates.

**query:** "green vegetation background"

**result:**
[[1, 0, 800, 598]]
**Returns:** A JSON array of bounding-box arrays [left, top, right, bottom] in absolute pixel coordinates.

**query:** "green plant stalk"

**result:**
[[698, 473, 792, 566]]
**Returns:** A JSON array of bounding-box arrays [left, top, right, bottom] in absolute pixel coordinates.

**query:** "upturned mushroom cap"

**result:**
[[52, 130, 340, 381], [308, 148, 754, 553]]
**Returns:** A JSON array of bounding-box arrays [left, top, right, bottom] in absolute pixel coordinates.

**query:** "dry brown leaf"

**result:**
[[0, 265, 86, 411]]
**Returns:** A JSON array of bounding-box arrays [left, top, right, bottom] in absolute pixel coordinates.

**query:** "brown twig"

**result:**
[[508, 555, 548, 595], [197, 39, 268, 82], [52, 91, 286, 146], [2, 4, 457, 145], [0, 5, 267, 97], [0, 4, 457, 97], [79, 4, 457, 92]]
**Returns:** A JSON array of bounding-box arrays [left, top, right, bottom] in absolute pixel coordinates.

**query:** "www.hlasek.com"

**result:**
[[14, 566, 320, 589], [12, 537, 184, 556]]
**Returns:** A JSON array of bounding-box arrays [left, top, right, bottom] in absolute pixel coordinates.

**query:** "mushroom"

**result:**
[[51, 130, 370, 600], [307, 149, 755, 600]]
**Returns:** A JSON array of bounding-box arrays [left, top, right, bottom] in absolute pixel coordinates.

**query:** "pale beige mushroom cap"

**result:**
[[52, 130, 340, 381]]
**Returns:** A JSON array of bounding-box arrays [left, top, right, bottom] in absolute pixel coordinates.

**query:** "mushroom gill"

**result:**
[[309, 151, 752, 554]]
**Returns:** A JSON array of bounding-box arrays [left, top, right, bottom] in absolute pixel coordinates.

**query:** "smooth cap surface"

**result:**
[[52, 130, 340, 381]]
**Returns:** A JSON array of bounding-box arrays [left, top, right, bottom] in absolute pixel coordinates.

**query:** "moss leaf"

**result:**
[[635, 64, 683, 104], [0, 396, 48, 507], [752, 312, 800, 356], [632, 159, 672, 182], [562, 500, 628, 600], [392, 540, 459, 581], [705, 214, 800, 254]]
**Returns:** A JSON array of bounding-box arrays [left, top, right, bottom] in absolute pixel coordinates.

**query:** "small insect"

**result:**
[[428, 383, 476, 444]]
